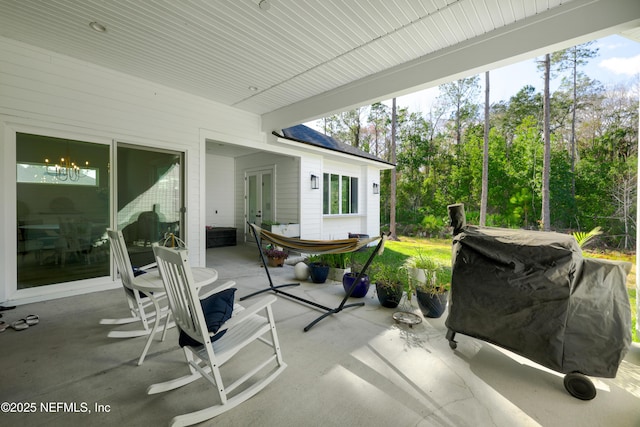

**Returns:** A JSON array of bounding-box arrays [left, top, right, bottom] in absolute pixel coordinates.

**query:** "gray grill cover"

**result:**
[[445, 226, 631, 378]]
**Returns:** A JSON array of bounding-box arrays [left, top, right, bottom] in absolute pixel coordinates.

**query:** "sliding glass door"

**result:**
[[116, 144, 184, 267], [16, 133, 110, 288], [15, 134, 184, 289]]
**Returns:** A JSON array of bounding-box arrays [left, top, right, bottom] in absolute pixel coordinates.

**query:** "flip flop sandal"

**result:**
[[10, 319, 28, 331], [0, 321, 7, 332], [0, 306, 16, 311], [25, 314, 39, 326]]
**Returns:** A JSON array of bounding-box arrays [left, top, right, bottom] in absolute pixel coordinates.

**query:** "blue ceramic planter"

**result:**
[[342, 272, 370, 298], [308, 263, 329, 283], [416, 289, 449, 318]]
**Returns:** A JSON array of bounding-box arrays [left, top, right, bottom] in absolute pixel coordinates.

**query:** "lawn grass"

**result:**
[[354, 235, 638, 342], [351, 236, 452, 268]]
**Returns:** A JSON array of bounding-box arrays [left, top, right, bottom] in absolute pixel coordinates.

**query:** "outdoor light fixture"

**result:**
[[310, 174, 319, 189], [373, 183, 379, 194]]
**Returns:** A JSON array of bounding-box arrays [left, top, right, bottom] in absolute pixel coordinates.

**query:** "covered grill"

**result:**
[[445, 204, 632, 400]]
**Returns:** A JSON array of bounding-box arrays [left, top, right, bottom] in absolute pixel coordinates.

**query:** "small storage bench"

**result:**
[[206, 227, 237, 248]]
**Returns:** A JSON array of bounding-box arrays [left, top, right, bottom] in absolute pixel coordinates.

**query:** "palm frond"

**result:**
[[573, 226, 602, 248]]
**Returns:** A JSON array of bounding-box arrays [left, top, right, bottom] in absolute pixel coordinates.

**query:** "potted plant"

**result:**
[[371, 263, 407, 308], [324, 253, 350, 281], [405, 252, 450, 318], [342, 255, 370, 298], [260, 220, 278, 232], [306, 254, 330, 283], [263, 245, 289, 267]]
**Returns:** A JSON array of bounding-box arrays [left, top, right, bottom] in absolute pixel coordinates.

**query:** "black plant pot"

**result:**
[[416, 289, 449, 318], [376, 283, 403, 308], [308, 263, 329, 283]]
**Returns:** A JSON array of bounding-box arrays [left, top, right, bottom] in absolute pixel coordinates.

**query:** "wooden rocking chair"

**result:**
[[149, 245, 287, 427], [101, 229, 219, 365]]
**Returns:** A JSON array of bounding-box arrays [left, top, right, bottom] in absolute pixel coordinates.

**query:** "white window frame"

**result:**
[[323, 172, 358, 215]]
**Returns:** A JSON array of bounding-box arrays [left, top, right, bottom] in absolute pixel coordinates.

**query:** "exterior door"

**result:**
[[13, 132, 184, 294], [16, 133, 110, 288], [246, 169, 273, 238], [116, 143, 184, 266]]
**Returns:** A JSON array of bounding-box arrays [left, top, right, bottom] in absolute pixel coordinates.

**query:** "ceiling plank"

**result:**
[[261, 0, 640, 131]]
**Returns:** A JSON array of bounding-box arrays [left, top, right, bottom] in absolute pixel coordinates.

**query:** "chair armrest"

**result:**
[[212, 295, 277, 333], [139, 262, 157, 271], [192, 267, 219, 289], [198, 280, 236, 300]]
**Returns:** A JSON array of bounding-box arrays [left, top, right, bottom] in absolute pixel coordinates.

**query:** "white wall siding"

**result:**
[[322, 217, 365, 240], [299, 155, 323, 239], [0, 37, 263, 303], [274, 156, 300, 224], [365, 166, 382, 237], [205, 153, 235, 227]]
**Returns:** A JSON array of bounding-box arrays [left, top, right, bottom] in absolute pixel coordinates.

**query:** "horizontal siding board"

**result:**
[[0, 39, 261, 133]]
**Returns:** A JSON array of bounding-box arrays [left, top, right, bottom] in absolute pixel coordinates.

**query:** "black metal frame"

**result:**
[[240, 223, 385, 332]]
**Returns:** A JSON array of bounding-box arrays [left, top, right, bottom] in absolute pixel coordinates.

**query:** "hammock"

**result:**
[[249, 223, 382, 254], [241, 222, 387, 332]]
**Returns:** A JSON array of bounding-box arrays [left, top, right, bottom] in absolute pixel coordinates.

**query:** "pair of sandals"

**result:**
[[0, 314, 39, 332]]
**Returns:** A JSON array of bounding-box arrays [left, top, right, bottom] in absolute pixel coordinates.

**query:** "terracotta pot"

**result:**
[[267, 256, 285, 267]]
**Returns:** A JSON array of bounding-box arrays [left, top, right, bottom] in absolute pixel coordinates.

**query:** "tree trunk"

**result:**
[[542, 54, 551, 231], [571, 47, 577, 199], [390, 98, 398, 240], [480, 71, 490, 226]]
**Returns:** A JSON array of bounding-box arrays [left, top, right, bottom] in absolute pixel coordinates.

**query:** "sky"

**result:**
[[392, 34, 640, 115]]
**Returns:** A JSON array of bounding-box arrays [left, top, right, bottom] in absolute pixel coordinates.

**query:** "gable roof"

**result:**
[[275, 125, 394, 167]]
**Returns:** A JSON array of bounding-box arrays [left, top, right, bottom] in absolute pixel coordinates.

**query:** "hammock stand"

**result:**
[[241, 222, 387, 331]]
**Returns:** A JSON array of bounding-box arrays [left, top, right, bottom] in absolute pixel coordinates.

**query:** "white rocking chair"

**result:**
[[101, 229, 220, 365], [149, 245, 287, 427]]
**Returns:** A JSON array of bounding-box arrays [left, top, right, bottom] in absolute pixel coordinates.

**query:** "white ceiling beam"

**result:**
[[261, 0, 640, 132]]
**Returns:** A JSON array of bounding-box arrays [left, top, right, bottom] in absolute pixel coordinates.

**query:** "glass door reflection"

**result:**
[[116, 144, 184, 267], [16, 133, 110, 288]]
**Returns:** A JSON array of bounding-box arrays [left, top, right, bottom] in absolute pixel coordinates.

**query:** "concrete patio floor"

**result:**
[[2, 243, 640, 427]]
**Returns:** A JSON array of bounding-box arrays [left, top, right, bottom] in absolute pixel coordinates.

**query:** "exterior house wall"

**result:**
[[0, 36, 386, 304], [364, 165, 382, 237], [299, 154, 323, 239], [0, 37, 264, 303], [205, 153, 235, 227]]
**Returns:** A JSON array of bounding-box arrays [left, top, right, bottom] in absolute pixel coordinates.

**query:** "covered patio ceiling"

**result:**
[[1, 0, 639, 132]]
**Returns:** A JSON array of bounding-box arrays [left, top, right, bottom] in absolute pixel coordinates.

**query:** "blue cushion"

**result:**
[[132, 267, 147, 277], [179, 288, 236, 347]]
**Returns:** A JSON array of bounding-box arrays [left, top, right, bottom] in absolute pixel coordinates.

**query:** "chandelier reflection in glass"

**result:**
[[44, 156, 89, 182]]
